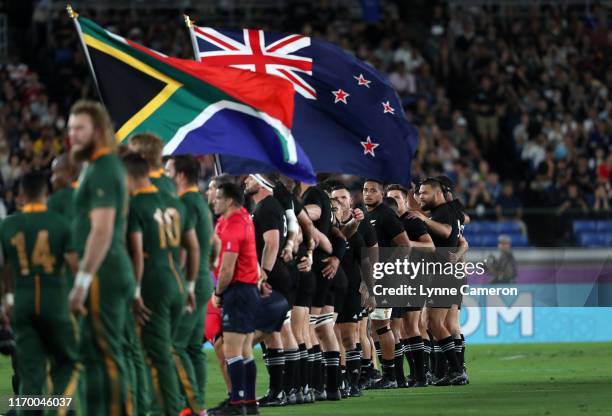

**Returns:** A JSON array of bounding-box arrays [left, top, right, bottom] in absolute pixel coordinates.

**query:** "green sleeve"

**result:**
[[127, 199, 143, 234], [87, 170, 121, 209], [181, 200, 196, 233]]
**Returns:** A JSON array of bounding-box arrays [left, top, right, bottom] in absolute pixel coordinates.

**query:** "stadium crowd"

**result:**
[[1, 2, 611, 226]]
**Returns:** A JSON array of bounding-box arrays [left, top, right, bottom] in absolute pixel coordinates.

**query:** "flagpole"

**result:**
[[184, 14, 223, 177], [66, 5, 105, 107]]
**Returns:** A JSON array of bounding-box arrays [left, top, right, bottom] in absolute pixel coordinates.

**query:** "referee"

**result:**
[[211, 183, 261, 416]]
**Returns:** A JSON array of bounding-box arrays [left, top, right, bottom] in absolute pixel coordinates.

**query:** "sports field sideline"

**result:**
[[1, 342, 610, 415]]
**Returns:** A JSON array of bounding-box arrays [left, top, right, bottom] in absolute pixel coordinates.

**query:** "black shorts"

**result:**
[[267, 262, 293, 306], [255, 290, 289, 333], [311, 252, 334, 308], [426, 273, 463, 308], [337, 288, 361, 324], [329, 267, 348, 311], [293, 270, 315, 308], [222, 283, 260, 333], [391, 307, 407, 319]]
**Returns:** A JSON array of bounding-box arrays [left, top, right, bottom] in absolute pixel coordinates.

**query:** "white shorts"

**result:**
[[369, 308, 392, 321]]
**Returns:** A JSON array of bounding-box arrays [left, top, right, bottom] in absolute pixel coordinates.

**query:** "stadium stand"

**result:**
[[0, 1, 610, 246]]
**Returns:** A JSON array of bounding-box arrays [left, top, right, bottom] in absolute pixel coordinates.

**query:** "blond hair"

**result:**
[[69, 100, 117, 150], [128, 132, 164, 168]]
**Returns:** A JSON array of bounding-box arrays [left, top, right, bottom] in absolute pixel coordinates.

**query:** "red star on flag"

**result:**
[[361, 136, 380, 156], [332, 89, 350, 104], [382, 101, 395, 114], [354, 73, 371, 88]]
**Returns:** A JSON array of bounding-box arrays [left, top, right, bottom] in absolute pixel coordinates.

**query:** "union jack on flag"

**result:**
[[191, 27, 316, 99], [187, 20, 418, 186]]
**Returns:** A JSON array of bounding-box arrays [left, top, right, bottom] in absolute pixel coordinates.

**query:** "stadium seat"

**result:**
[[596, 221, 612, 232], [572, 220, 598, 234], [578, 233, 607, 247], [496, 221, 522, 234], [480, 234, 499, 247]]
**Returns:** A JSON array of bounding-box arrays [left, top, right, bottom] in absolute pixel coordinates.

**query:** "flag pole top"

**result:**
[[66, 4, 78, 19], [184, 14, 195, 28]]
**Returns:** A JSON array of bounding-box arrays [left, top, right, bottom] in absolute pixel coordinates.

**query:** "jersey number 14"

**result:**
[[10, 231, 55, 276]]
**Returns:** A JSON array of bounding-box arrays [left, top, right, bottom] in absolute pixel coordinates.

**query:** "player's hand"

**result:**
[[406, 209, 426, 221], [322, 256, 340, 279], [364, 294, 377, 310], [260, 282, 272, 298], [281, 244, 294, 263], [297, 253, 313, 272], [68, 286, 88, 316], [448, 251, 460, 263], [185, 291, 197, 313], [212, 293, 222, 308], [133, 297, 152, 325], [352, 208, 365, 222]]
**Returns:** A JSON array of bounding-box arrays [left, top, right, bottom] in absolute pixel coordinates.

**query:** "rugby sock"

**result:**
[[346, 348, 361, 387], [402, 338, 415, 379], [306, 346, 315, 391], [227, 355, 245, 404], [284, 348, 299, 392], [310, 345, 324, 391], [424, 339, 432, 373], [374, 341, 382, 364], [408, 336, 425, 382], [324, 351, 341, 392], [454, 338, 463, 368], [285, 348, 298, 389], [244, 356, 257, 403], [266, 348, 285, 394], [461, 334, 466, 368], [433, 341, 447, 378], [381, 359, 396, 381], [340, 365, 347, 390], [393, 343, 406, 385], [440, 336, 461, 373], [299, 343, 309, 391]]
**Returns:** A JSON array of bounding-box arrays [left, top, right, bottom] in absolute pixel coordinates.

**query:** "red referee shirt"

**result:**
[[215, 207, 259, 284]]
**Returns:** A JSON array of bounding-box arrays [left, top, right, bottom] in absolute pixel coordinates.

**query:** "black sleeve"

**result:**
[[352, 233, 365, 263], [358, 220, 378, 247], [273, 182, 293, 211], [431, 205, 453, 226], [255, 201, 281, 234], [405, 218, 428, 240], [382, 209, 405, 240], [292, 195, 305, 216], [303, 188, 324, 210]]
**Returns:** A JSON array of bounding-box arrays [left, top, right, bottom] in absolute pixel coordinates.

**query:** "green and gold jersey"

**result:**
[[179, 187, 213, 276], [0, 204, 73, 288], [149, 168, 177, 197], [48, 183, 77, 220], [127, 186, 192, 283], [73, 148, 130, 263]]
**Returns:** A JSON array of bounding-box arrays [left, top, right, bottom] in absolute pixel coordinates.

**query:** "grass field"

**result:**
[[1, 342, 611, 415]]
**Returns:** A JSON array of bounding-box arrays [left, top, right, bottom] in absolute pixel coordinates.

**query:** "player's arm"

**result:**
[[409, 232, 435, 249], [81, 208, 115, 274], [261, 229, 280, 280], [392, 230, 412, 247], [212, 251, 238, 308], [211, 233, 221, 271], [181, 229, 200, 312], [419, 216, 452, 239], [2, 259, 13, 317], [297, 209, 315, 253], [64, 252, 79, 276], [128, 232, 144, 286], [322, 226, 346, 279], [68, 207, 115, 314], [339, 208, 365, 239]]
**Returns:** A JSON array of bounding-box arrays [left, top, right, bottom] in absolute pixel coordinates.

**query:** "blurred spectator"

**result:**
[[496, 181, 522, 221]]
